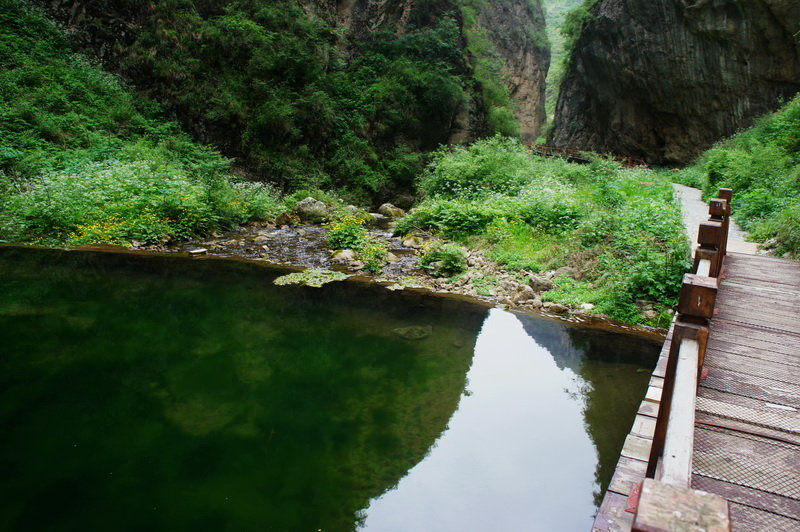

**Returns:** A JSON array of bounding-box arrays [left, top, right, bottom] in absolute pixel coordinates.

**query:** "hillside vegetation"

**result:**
[[34, 0, 537, 200], [0, 0, 280, 246], [675, 95, 800, 258], [398, 137, 691, 325]]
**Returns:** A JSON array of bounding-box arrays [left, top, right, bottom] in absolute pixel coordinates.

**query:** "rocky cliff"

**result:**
[[476, 0, 550, 141], [549, 0, 800, 165]]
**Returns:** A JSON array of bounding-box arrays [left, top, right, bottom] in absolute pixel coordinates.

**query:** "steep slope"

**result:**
[[549, 0, 800, 165], [0, 0, 280, 246], [37, 0, 549, 197]]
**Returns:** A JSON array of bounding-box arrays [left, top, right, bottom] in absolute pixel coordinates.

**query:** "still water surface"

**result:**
[[0, 247, 659, 531]]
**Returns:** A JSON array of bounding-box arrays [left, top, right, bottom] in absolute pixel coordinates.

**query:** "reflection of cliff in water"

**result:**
[[515, 313, 660, 503], [0, 246, 487, 531]]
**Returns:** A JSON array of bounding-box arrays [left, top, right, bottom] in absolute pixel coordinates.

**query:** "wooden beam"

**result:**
[[659, 338, 699, 486], [718, 189, 733, 259], [633, 479, 731, 532], [678, 274, 718, 320]]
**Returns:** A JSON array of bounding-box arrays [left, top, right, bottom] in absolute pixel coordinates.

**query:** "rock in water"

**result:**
[[292, 197, 330, 223], [330, 249, 357, 264], [392, 325, 433, 341]]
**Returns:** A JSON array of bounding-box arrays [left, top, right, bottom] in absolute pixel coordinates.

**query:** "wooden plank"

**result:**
[[709, 325, 800, 352], [717, 291, 800, 311], [592, 490, 635, 532], [607, 456, 647, 497], [704, 350, 800, 382], [696, 258, 712, 277], [660, 338, 699, 486], [693, 427, 800, 499], [701, 366, 800, 408], [637, 398, 660, 417], [644, 385, 662, 403], [621, 434, 653, 462], [728, 502, 800, 532], [706, 344, 800, 370], [718, 303, 800, 324], [692, 475, 800, 518], [696, 411, 800, 446], [714, 312, 800, 334], [699, 387, 800, 417], [630, 414, 657, 439], [695, 396, 800, 435], [632, 479, 730, 532]]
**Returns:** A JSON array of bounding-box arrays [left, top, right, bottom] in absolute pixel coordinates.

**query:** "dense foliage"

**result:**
[[0, 0, 280, 246], [674, 95, 800, 257], [35, 0, 525, 200], [400, 137, 691, 324]]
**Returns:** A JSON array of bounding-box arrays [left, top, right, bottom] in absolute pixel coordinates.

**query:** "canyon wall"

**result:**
[[549, 0, 800, 164]]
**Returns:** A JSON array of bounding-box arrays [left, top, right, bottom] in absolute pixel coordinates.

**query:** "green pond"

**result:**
[[0, 246, 660, 531]]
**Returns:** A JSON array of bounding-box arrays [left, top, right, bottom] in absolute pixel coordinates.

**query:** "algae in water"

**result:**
[[273, 269, 351, 288]]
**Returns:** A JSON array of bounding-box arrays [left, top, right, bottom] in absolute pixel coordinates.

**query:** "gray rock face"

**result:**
[[476, 0, 550, 142], [549, 0, 800, 165]]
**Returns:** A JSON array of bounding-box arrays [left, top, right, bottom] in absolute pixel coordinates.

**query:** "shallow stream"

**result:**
[[0, 246, 660, 531]]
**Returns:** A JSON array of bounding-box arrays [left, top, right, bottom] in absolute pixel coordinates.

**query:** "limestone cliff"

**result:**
[[477, 0, 550, 142], [549, 0, 800, 165]]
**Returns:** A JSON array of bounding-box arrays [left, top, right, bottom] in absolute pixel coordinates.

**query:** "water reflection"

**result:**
[[363, 311, 657, 531], [0, 247, 657, 531]]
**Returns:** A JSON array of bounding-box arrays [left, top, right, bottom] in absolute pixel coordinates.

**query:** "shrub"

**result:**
[[358, 237, 389, 273], [395, 199, 499, 237], [752, 200, 800, 258], [419, 241, 467, 277], [0, 159, 280, 245], [418, 136, 536, 199], [326, 215, 367, 250]]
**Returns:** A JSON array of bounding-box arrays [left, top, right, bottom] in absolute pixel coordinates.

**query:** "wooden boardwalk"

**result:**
[[593, 251, 800, 530], [692, 252, 800, 530]]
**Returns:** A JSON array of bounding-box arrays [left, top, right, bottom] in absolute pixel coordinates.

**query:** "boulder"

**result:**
[[330, 249, 357, 264], [512, 285, 536, 304], [553, 266, 579, 279], [292, 197, 330, 223], [402, 235, 425, 249], [275, 212, 299, 226], [378, 203, 405, 219], [528, 274, 554, 292], [548, 303, 569, 314]]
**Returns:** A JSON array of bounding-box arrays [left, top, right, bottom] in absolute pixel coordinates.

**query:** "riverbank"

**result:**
[[124, 218, 669, 339]]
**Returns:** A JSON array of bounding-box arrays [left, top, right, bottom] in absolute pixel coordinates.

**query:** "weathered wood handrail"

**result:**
[[632, 189, 733, 531], [644, 276, 715, 482]]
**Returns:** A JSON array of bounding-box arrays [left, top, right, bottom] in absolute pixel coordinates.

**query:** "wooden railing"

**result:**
[[631, 189, 733, 531]]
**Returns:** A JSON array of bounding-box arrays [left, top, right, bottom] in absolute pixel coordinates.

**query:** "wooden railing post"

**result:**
[[718, 188, 732, 259], [694, 221, 723, 277]]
